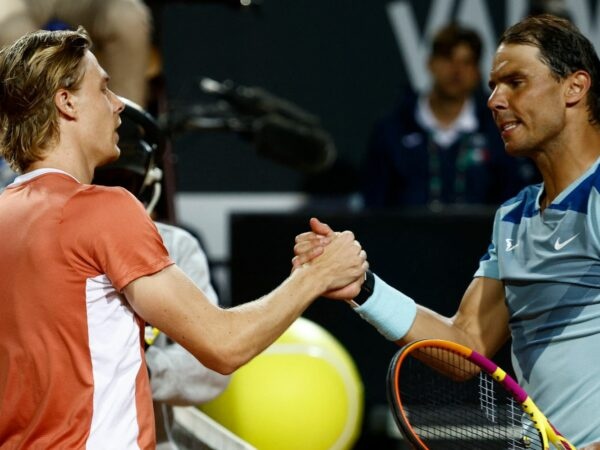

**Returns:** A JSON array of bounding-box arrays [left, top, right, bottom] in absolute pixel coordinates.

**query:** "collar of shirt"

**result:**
[[415, 95, 478, 148], [10, 168, 80, 187]]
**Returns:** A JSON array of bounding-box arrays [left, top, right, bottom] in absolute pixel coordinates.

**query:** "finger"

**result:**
[[294, 238, 328, 255], [338, 230, 355, 242], [309, 217, 334, 236], [295, 231, 317, 243], [291, 246, 324, 267], [293, 241, 312, 254], [295, 231, 331, 245]]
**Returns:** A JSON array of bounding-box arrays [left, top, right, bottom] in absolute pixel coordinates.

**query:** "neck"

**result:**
[[533, 123, 600, 205], [26, 144, 95, 184]]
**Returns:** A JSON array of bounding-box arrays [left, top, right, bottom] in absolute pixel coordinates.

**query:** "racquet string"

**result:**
[[393, 347, 543, 449]]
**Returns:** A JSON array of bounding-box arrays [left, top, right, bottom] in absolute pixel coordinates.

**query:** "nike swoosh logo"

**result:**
[[554, 234, 579, 250]]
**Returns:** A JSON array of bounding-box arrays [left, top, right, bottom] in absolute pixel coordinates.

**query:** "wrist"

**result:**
[[352, 274, 417, 341], [290, 263, 329, 300], [351, 270, 374, 306]]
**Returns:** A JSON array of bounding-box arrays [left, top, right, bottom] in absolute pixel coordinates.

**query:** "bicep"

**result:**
[[452, 276, 509, 357]]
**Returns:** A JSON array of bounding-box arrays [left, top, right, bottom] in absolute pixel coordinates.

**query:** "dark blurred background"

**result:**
[[158, 0, 513, 194]]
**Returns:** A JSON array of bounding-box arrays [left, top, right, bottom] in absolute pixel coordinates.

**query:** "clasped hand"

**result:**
[[292, 217, 368, 300]]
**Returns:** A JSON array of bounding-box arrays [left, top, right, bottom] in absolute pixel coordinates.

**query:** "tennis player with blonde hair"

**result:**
[[0, 27, 367, 448]]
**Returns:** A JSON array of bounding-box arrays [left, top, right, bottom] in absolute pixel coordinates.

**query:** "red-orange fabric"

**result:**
[[0, 171, 173, 449]]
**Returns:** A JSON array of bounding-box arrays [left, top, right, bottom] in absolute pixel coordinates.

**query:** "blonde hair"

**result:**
[[0, 26, 91, 172]]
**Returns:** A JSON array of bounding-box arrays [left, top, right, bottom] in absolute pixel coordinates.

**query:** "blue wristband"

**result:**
[[354, 274, 417, 341]]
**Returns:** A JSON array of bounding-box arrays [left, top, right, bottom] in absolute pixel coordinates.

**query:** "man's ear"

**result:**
[[54, 88, 77, 120], [565, 70, 591, 107]]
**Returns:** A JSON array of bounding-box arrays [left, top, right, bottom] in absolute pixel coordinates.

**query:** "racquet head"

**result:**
[[386, 339, 575, 450]]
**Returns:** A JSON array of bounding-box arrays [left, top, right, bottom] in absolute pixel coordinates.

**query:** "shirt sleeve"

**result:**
[[474, 208, 501, 280], [60, 185, 173, 290]]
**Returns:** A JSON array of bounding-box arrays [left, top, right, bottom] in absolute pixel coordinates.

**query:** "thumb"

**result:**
[[310, 217, 334, 236]]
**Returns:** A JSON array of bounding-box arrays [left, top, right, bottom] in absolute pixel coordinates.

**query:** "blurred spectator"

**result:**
[[362, 23, 538, 209], [0, 0, 151, 106], [149, 222, 231, 450], [0, 157, 16, 191]]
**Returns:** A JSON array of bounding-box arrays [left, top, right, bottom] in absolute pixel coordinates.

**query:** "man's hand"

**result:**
[[581, 443, 600, 450], [292, 217, 336, 268], [292, 217, 367, 300]]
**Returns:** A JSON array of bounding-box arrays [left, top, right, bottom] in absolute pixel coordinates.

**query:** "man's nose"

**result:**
[[487, 86, 507, 111]]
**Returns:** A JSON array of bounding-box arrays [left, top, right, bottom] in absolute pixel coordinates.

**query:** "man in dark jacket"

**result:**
[[363, 23, 537, 208]]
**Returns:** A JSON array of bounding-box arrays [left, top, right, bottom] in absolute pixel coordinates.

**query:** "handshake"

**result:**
[[291, 217, 417, 344], [291, 217, 369, 302]]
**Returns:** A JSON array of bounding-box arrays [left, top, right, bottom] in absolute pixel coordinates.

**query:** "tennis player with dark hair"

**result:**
[[0, 28, 367, 448], [294, 14, 600, 449]]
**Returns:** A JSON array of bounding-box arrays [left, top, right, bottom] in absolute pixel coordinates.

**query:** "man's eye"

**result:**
[[509, 79, 523, 88]]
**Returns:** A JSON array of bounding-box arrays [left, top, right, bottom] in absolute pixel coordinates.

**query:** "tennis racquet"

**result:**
[[387, 339, 575, 450]]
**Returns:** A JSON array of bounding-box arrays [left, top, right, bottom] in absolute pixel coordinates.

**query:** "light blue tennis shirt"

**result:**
[[476, 157, 600, 447]]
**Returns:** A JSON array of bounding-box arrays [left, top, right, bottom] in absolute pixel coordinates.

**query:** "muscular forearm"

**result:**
[[198, 267, 329, 373], [128, 265, 328, 374], [398, 306, 498, 355], [401, 306, 464, 345], [127, 231, 366, 375], [353, 275, 509, 358]]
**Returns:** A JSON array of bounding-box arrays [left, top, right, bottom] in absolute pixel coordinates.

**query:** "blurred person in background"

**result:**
[[0, 0, 153, 191], [362, 23, 538, 209], [0, 0, 151, 106]]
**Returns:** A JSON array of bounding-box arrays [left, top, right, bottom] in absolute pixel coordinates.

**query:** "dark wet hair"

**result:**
[[500, 14, 600, 125]]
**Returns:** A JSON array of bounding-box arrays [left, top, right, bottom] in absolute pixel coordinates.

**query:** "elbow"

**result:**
[[188, 322, 261, 375], [211, 361, 237, 376], [217, 347, 253, 374], [199, 347, 248, 375]]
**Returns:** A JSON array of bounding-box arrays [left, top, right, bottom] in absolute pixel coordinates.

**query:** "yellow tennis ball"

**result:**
[[199, 317, 364, 450]]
